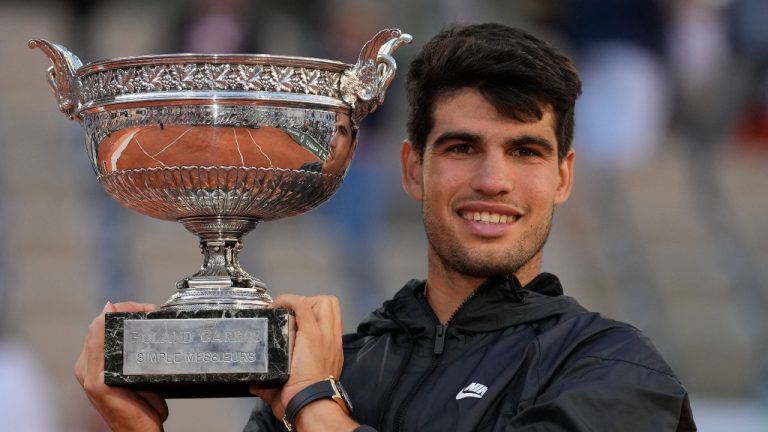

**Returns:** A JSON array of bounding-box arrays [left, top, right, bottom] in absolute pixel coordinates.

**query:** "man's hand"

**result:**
[[75, 301, 168, 432], [250, 294, 347, 421]]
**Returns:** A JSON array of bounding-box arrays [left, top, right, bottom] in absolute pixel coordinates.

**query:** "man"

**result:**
[[76, 23, 696, 431]]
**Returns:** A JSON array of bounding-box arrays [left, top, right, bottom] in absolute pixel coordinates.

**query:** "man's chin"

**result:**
[[443, 255, 526, 279]]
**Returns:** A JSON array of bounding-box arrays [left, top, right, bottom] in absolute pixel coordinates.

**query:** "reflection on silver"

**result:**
[[30, 29, 411, 310]]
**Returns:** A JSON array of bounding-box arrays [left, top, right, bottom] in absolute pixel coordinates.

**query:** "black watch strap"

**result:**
[[282, 376, 352, 431]]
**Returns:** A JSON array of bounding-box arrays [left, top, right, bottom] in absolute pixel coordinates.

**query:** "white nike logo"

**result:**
[[456, 382, 488, 400]]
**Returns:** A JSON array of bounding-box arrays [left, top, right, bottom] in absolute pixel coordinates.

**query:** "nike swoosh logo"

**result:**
[[455, 391, 483, 400]]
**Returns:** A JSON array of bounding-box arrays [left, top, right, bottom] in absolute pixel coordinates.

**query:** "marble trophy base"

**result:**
[[104, 308, 292, 398]]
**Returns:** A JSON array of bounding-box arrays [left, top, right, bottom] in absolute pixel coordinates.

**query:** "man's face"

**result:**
[[324, 113, 355, 175], [401, 88, 574, 280]]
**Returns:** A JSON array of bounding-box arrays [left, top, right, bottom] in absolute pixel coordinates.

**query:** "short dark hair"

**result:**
[[406, 23, 582, 160]]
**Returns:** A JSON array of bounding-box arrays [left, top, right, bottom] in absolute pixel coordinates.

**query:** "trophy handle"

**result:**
[[28, 39, 83, 120], [341, 29, 412, 125]]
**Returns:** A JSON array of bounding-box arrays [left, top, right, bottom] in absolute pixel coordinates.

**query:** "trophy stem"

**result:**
[[161, 216, 272, 310]]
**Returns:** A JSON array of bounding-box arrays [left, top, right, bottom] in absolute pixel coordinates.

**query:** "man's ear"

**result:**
[[554, 149, 575, 205], [400, 139, 423, 201]]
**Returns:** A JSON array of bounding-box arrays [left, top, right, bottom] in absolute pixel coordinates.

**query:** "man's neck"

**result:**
[[424, 269, 482, 324], [425, 254, 541, 324]]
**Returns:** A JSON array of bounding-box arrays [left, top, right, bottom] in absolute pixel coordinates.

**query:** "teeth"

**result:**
[[462, 211, 516, 224]]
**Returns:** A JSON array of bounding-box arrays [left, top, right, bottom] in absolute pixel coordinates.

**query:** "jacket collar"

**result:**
[[358, 273, 585, 336]]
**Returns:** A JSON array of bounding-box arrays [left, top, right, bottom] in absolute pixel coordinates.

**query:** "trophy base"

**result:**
[[104, 308, 293, 398]]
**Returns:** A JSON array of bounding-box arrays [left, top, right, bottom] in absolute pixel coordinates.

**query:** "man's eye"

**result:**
[[512, 147, 538, 157], [448, 144, 473, 154]]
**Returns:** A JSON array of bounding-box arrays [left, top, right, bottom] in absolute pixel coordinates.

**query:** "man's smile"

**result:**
[[455, 202, 523, 237], [457, 202, 522, 224], [459, 210, 521, 224]]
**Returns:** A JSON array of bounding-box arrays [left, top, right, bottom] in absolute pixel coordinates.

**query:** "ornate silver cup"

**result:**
[[30, 29, 411, 397]]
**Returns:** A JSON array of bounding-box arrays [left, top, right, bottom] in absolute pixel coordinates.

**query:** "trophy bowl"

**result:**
[[30, 29, 411, 397]]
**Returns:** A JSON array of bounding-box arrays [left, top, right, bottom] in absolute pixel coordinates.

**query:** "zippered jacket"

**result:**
[[244, 273, 697, 431]]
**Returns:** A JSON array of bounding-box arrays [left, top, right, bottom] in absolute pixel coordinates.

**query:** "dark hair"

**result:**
[[406, 23, 582, 160]]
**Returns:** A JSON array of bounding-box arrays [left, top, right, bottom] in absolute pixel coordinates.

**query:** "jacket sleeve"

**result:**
[[505, 355, 697, 431]]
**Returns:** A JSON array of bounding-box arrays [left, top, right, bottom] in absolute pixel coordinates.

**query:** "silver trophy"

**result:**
[[30, 29, 411, 397]]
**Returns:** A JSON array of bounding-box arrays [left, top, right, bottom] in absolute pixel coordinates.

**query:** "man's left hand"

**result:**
[[250, 294, 344, 419]]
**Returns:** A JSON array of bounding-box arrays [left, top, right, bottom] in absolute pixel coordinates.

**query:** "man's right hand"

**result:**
[[74, 301, 168, 432]]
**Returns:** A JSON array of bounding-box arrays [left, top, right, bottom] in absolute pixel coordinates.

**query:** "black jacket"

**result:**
[[245, 273, 696, 431]]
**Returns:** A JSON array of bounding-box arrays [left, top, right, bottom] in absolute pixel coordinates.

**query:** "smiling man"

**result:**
[[75, 23, 696, 432], [244, 23, 696, 432]]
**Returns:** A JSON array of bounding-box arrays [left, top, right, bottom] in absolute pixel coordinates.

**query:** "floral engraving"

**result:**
[[79, 62, 343, 104], [237, 65, 263, 91]]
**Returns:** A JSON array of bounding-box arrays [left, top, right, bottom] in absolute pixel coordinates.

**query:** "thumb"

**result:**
[[250, 386, 282, 414], [137, 391, 169, 423]]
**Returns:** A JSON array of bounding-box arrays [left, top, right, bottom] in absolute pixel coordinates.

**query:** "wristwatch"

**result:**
[[282, 376, 353, 431]]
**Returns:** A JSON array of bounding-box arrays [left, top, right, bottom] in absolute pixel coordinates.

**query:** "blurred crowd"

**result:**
[[1, 0, 767, 430]]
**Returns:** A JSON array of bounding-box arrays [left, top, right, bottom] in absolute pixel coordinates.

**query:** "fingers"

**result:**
[[329, 297, 342, 349], [273, 294, 322, 336], [75, 301, 157, 391], [137, 391, 169, 423], [309, 296, 343, 358], [74, 301, 166, 431], [75, 306, 108, 387], [97, 386, 167, 430], [104, 301, 118, 314], [273, 295, 340, 325], [249, 386, 278, 404], [274, 295, 343, 351], [111, 301, 157, 313]]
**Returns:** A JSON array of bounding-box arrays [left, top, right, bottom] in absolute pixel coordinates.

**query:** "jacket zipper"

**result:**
[[391, 289, 480, 432]]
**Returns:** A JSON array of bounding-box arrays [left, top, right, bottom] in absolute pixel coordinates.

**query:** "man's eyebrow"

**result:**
[[431, 131, 482, 147], [508, 134, 555, 153]]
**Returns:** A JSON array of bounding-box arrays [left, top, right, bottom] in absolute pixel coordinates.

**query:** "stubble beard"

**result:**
[[423, 206, 554, 278]]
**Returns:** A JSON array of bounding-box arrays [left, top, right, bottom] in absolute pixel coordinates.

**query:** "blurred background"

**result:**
[[0, 0, 766, 430]]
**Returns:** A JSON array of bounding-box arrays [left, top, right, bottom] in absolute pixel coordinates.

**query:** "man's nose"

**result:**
[[469, 153, 511, 196]]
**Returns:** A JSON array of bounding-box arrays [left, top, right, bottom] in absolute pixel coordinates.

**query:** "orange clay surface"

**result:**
[[97, 124, 317, 173]]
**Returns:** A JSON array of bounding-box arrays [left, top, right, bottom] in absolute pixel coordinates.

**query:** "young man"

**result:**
[[76, 24, 696, 431]]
